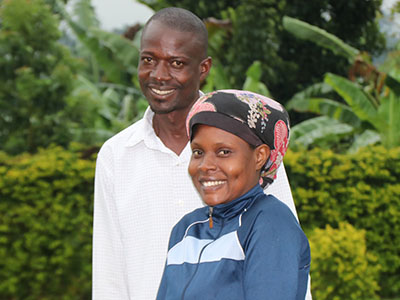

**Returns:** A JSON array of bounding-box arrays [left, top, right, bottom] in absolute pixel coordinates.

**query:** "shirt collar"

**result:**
[[125, 91, 204, 149], [125, 107, 155, 148]]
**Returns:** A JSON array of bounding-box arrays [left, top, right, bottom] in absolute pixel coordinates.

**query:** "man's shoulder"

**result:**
[[103, 118, 146, 150], [97, 118, 147, 160]]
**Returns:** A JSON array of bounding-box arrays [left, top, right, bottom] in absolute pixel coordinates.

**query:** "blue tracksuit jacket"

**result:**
[[157, 185, 310, 300]]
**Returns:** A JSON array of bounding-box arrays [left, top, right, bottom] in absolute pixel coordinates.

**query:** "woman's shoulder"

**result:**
[[168, 207, 208, 246], [244, 194, 305, 238], [254, 194, 297, 220]]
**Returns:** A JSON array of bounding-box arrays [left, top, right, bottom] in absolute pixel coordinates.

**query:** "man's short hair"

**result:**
[[142, 7, 208, 58]]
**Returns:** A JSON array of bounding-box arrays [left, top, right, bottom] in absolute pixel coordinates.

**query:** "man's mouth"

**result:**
[[150, 88, 175, 96], [202, 180, 226, 187]]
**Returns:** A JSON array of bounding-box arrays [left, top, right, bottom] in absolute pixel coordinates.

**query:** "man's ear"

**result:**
[[199, 57, 212, 82], [255, 144, 270, 171]]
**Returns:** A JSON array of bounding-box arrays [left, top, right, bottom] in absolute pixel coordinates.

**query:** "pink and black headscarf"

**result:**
[[186, 89, 290, 188]]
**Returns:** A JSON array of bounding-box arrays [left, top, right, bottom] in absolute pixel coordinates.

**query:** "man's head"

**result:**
[[138, 7, 212, 115]]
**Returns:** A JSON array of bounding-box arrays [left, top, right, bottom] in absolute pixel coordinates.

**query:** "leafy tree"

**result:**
[[0, 0, 79, 154]]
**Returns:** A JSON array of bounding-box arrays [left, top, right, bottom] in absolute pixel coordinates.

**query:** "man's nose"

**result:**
[[150, 61, 171, 81]]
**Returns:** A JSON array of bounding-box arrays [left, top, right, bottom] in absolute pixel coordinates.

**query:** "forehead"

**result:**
[[140, 21, 201, 58], [192, 125, 252, 150]]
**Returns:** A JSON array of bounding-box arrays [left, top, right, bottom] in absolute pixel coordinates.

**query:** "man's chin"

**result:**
[[149, 104, 175, 115]]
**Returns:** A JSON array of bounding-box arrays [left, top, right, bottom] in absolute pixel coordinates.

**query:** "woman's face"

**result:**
[[189, 125, 266, 206]]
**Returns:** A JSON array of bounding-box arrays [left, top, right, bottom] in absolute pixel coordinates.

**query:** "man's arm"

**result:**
[[92, 147, 129, 299], [265, 162, 297, 218], [264, 162, 313, 300]]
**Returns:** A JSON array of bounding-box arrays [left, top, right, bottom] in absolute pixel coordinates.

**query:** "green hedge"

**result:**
[[0, 145, 399, 298], [309, 222, 380, 300], [285, 145, 400, 298], [0, 145, 95, 299]]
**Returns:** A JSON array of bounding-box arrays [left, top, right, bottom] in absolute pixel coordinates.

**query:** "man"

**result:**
[[93, 7, 310, 299]]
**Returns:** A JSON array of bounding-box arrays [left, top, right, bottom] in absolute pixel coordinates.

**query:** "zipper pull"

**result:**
[[209, 207, 213, 229]]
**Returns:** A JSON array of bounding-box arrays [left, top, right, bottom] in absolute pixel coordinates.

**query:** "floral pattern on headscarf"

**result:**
[[187, 89, 290, 188]]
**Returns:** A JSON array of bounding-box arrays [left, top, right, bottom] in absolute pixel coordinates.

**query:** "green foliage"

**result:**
[[309, 222, 380, 300], [54, 0, 148, 144], [0, 0, 79, 154], [65, 75, 148, 145], [139, 0, 385, 102], [0, 145, 399, 298], [283, 16, 360, 62], [285, 17, 400, 151], [203, 60, 271, 96], [285, 145, 400, 297], [0, 145, 95, 299]]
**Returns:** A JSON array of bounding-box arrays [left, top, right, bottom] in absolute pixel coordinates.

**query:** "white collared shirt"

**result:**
[[92, 107, 309, 300]]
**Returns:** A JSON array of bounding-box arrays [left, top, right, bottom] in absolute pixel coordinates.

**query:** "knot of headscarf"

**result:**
[[186, 89, 290, 188]]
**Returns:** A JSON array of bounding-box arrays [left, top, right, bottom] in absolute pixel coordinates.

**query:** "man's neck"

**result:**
[[152, 109, 190, 155]]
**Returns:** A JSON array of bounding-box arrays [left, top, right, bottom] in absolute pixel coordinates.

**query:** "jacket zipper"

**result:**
[[209, 206, 213, 228], [181, 212, 224, 300]]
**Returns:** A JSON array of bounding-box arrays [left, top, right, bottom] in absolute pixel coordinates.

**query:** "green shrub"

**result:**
[[286, 145, 400, 298], [0, 145, 95, 299], [0, 144, 398, 298], [308, 222, 380, 300]]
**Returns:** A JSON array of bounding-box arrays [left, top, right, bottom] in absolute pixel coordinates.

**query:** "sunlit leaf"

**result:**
[[290, 116, 354, 149]]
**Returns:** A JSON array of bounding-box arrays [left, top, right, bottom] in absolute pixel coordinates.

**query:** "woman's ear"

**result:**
[[255, 145, 270, 171]]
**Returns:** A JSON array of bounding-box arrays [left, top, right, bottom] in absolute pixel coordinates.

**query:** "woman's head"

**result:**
[[186, 90, 290, 206]]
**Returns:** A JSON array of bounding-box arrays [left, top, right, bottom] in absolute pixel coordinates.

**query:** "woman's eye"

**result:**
[[192, 149, 202, 156]]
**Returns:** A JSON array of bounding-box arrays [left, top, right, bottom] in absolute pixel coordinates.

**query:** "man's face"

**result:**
[[138, 21, 211, 115]]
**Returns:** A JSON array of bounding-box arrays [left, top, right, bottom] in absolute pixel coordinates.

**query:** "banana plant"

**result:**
[[283, 16, 400, 151], [203, 60, 271, 96], [55, 0, 148, 144]]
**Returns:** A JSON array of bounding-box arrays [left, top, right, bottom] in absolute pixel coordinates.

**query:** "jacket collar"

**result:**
[[208, 185, 264, 220]]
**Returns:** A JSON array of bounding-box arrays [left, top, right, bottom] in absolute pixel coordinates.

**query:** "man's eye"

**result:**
[[171, 60, 183, 67], [142, 57, 153, 63]]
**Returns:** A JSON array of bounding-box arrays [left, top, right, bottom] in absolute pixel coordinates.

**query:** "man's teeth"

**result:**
[[151, 88, 174, 95], [202, 181, 225, 187]]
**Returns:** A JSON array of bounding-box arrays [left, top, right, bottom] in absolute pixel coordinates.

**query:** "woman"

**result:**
[[157, 90, 310, 300]]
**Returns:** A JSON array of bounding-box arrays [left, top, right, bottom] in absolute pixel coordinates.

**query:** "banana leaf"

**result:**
[[282, 16, 359, 62], [376, 91, 400, 147], [287, 97, 361, 128], [290, 116, 354, 149], [324, 73, 380, 124], [348, 130, 381, 154], [242, 61, 271, 97], [56, 0, 138, 85]]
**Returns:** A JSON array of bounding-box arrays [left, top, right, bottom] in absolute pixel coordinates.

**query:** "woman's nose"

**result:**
[[199, 154, 217, 172]]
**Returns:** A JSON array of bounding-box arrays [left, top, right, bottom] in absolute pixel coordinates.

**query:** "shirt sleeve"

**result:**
[[241, 205, 310, 300], [265, 162, 298, 219], [264, 163, 313, 300], [92, 146, 130, 300]]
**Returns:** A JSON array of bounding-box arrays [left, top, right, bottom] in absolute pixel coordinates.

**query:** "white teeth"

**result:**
[[151, 88, 174, 95], [202, 181, 225, 187]]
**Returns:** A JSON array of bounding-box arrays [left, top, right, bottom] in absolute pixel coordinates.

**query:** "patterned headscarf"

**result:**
[[186, 89, 290, 188]]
